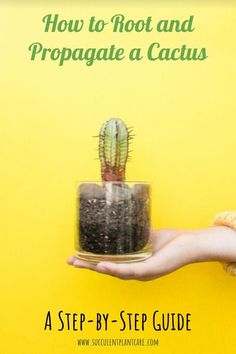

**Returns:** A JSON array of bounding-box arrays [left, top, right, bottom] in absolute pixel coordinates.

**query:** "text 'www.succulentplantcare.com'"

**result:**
[[28, 14, 208, 66]]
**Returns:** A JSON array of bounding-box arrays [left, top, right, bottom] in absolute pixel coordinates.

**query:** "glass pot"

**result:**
[[75, 181, 151, 263]]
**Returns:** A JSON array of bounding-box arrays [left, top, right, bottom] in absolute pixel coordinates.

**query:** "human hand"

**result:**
[[67, 226, 236, 281]]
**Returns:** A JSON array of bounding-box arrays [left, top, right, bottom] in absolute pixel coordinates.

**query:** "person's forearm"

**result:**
[[179, 226, 236, 264]]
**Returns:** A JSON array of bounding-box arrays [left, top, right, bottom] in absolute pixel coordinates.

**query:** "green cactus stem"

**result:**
[[98, 118, 133, 182]]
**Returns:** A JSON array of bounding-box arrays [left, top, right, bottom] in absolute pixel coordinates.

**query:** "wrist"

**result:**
[[169, 230, 210, 265], [183, 226, 236, 263]]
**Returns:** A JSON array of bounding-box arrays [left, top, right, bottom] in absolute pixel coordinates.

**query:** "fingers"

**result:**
[[96, 259, 158, 281], [67, 255, 159, 281], [67, 256, 77, 265], [67, 256, 98, 271]]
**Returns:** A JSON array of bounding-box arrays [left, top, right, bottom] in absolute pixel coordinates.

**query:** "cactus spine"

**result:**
[[98, 118, 133, 181]]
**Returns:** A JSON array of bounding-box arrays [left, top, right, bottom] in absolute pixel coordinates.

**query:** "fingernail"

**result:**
[[67, 256, 76, 265]]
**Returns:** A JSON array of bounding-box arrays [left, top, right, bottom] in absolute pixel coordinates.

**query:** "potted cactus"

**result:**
[[75, 118, 151, 263]]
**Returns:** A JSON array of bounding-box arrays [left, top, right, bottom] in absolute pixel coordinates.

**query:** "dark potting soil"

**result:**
[[78, 184, 150, 255]]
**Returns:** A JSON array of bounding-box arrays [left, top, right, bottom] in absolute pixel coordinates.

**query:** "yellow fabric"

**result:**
[[212, 211, 236, 276]]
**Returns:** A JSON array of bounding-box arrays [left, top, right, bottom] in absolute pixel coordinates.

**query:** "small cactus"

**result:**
[[98, 118, 133, 181]]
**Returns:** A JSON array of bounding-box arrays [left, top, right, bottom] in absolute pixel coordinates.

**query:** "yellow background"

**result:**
[[1, 2, 236, 353]]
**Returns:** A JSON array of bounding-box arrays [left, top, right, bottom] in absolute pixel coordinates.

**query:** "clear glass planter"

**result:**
[[75, 181, 151, 263]]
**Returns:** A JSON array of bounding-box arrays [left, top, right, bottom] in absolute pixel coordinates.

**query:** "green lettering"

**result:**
[[28, 42, 43, 60]]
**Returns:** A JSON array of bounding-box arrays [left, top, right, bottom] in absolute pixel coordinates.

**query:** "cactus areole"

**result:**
[[98, 118, 132, 182]]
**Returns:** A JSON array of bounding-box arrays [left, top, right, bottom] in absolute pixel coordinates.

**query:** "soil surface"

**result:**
[[78, 183, 150, 255]]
